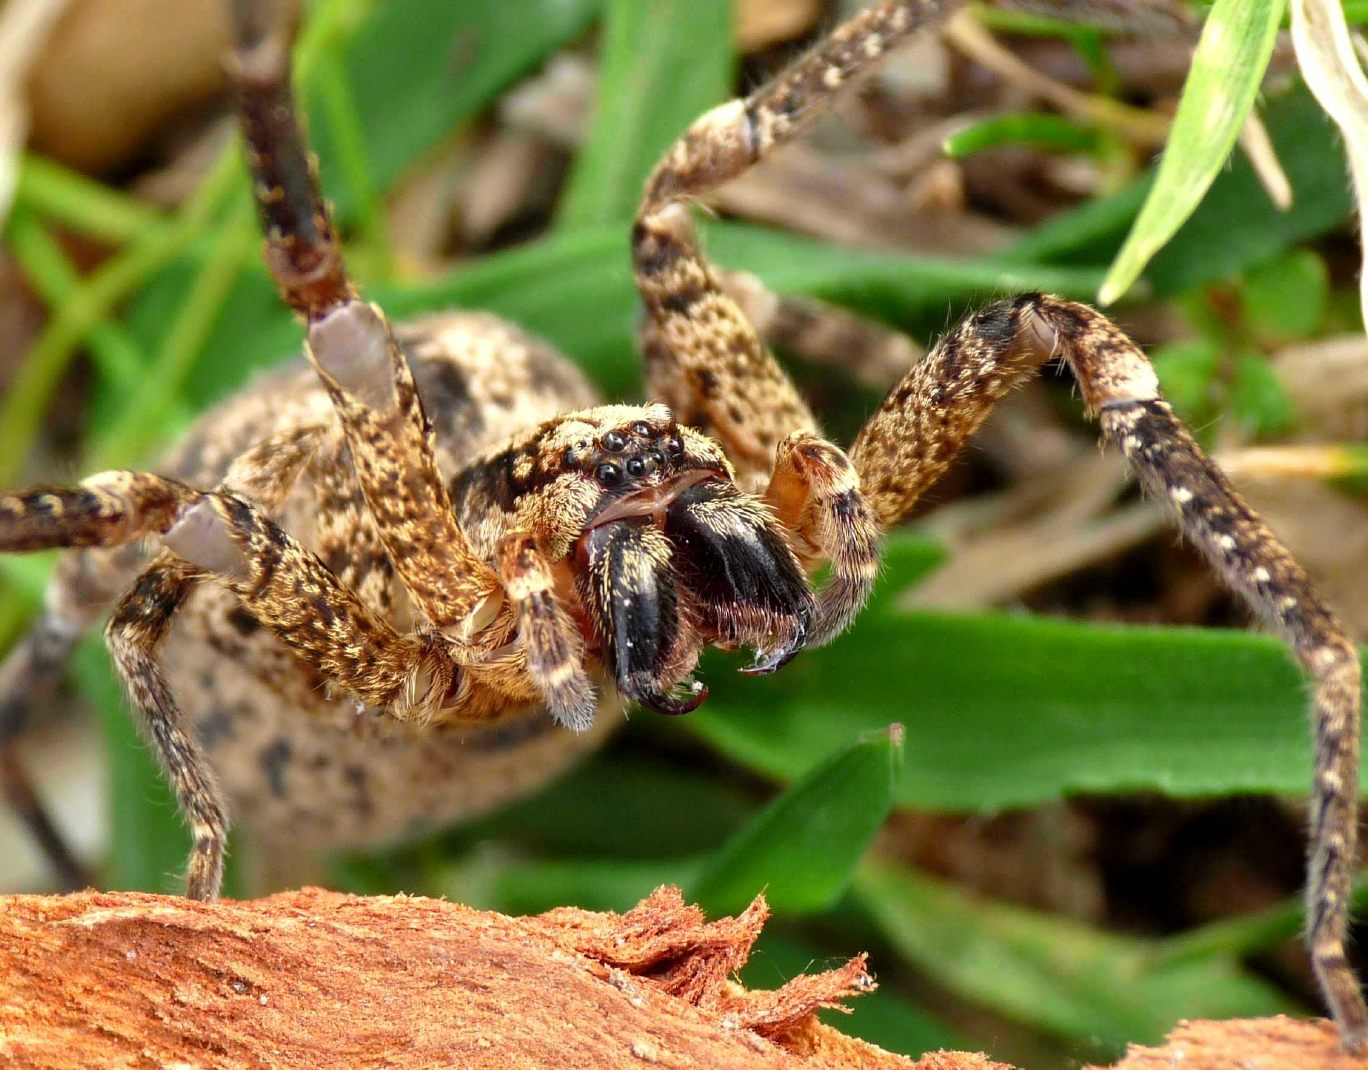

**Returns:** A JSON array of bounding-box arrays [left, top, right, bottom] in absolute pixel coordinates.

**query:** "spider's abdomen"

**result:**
[[58, 313, 618, 861]]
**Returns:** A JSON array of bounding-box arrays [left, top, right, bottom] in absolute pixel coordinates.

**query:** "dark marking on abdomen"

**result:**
[[260, 737, 292, 798]]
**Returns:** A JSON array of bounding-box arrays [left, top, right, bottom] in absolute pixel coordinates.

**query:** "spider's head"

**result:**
[[455, 404, 814, 716]]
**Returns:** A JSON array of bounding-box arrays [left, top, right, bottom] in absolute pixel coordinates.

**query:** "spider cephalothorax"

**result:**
[[449, 403, 817, 722], [0, 0, 1364, 1049]]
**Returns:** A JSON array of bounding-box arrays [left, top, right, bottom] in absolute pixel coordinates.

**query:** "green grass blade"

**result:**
[[0, 147, 244, 484], [314, 0, 602, 209], [944, 112, 1107, 158], [15, 154, 169, 245], [558, 0, 733, 229], [1153, 878, 1368, 966], [1000, 83, 1350, 281], [1146, 86, 1351, 295], [687, 597, 1364, 811], [89, 209, 256, 468], [466, 744, 754, 859], [1098, 0, 1287, 304], [855, 862, 1293, 1048], [5, 207, 149, 390], [689, 725, 903, 917]]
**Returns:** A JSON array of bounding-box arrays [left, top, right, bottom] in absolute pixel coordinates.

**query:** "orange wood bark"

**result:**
[[1090, 1016, 1368, 1070], [1, 883, 1353, 1069], [0, 885, 1010, 1070]]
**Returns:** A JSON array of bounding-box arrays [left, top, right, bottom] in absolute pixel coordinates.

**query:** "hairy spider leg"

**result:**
[[630, 0, 1366, 1047], [633, 0, 958, 491], [0, 424, 472, 899], [852, 293, 1367, 1044], [630, 0, 962, 644], [105, 553, 224, 899], [0, 425, 318, 892], [229, 5, 501, 645], [496, 532, 595, 732], [234, 4, 607, 724]]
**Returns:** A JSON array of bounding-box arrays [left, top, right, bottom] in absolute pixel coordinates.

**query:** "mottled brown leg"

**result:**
[[849, 293, 1366, 1046], [307, 431, 396, 618], [633, 0, 956, 488], [228, 6, 499, 643], [1104, 401, 1366, 1051], [165, 493, 456, 719], [220, 422, 323, 505], [1, 472, 457, 722], [850, 296, 1047, 526], [105, 554, 225, 899], [0, 536, 190, 892], [496, 532, 594, 732], [0, 435, 454, 900], [763, 433, 881, 645]]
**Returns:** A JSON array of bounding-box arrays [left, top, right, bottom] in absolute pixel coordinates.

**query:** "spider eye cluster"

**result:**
[[574, 421, 681, 489]]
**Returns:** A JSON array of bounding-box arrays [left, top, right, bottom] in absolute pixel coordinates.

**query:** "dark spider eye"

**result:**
[[626, 457, 646, 477], [596, 462, 623, 486], [602, 431, 626, 453], [649, 450, 666, 468], [665, 436, 684, 456], [562, 447, 577, 467], [632, 421, 651, 437]]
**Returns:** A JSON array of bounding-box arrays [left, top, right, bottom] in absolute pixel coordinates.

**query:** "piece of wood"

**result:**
[[2, 884, 1355, 1069], [1089, 1016, 1368, 1070], [0, 884, 1012, 1070]]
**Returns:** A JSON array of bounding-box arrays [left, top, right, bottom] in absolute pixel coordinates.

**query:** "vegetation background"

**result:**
[[2, 0, 1368, 1065]]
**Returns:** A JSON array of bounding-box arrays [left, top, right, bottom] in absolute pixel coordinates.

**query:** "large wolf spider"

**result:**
[[0, 0, 1363, 1048]]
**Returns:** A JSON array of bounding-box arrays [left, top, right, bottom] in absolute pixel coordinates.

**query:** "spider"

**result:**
[[0, 0, 1363, 1049]]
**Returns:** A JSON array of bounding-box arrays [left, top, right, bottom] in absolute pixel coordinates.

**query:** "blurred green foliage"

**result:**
[[2, 0, 1364, 1065]]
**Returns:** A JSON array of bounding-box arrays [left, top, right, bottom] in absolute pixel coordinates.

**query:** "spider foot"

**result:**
[[621, 673, 708, 716]]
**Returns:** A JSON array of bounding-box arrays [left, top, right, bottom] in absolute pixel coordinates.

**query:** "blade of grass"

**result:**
[[557, 0, 733, 229], [1098, 0, 1287, 304], [0, 144, 243, 484], [1146, 86, 1352, 295], [687, 598, 1368, 811], [87, 207, 257, 469], [316, 0, 602, 210], [0, 556, 47, 654], [466, 744, 753, 859], [689, 725, 904, 917], [944, 112, 1108, 158], [1001, 173, 1151, 264], [999, 83, 1350, 278], [15, 154, 169, 245], [854, 861, 1293, 1048], [5, 207, 150, 391], [1152, 876, 1368, 966], [309, 40, 393, 281], [1290, 0, 1368, 328]]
